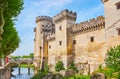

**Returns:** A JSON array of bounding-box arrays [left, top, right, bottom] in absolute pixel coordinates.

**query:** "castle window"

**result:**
[[73, 40, 76, 45], [49, 45, 51, 49], [116, 28, 120, 36], [59, 41, 62, 46], [90, 36, 94, 42], [59, 26, 62, 31], [118, 30, 120, 35], [116, 2, 120, 9]]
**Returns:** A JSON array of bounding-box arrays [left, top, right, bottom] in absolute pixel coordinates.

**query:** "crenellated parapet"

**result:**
[[47, 33, 55, 41], [71, 16, 105, 34], [36, 16, 52, 23], [101, 0, 109, 3], [53, 9, 77, 23]]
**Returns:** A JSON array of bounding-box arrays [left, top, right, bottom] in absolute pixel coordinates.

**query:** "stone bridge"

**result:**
[[9, 59, 34, 74]]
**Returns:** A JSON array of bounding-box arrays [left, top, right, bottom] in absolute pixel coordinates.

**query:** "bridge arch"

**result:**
[[9, 59, 34, 75]]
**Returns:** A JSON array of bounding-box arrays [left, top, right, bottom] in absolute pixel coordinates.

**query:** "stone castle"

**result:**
[[34, 0, 120, 74]]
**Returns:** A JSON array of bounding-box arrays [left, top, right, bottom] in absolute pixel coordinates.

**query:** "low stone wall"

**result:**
[[0, 63, 11, 79]]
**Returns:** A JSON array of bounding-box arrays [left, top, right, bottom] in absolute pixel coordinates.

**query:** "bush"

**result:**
[[55, 61, 65, 72], [44, 64, 49, 73], [31, 70, 47, 79], [68, 62, 78, 73], [105, 45, 120, 78], [65, 75, 90, 79]]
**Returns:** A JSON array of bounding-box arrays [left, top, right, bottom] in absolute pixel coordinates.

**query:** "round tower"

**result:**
[[34, 16, 53, 73]]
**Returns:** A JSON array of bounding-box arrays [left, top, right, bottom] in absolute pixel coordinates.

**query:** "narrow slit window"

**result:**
[[118, 30, 120, 35], [90, 36, 94, 42], [73, 40, 76, 45], [59, 41, 62, 46], [116, 2, 120, 9], [49, 45, 51, 49], [59, 26, 62, 31]]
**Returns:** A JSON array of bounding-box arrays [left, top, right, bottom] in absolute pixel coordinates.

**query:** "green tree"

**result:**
[[0, 18, 20, 65], [55, 61, 65, 72], [22, 55, 29, 58], [0, 0, 23, 36], [29, 53, 34, 59], [105, 45, 120, 78]]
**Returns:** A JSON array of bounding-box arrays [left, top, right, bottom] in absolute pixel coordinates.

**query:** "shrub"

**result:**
[[44, 64, 49, 73], [55, 61, 65, 72], [68, 62, 78, 73]]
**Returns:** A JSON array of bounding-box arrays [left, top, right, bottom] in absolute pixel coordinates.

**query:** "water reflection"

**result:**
[[11, 68, 34, 79]]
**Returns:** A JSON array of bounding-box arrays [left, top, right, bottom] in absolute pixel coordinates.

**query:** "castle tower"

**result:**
[[53, 9, 77, 68], [102, 0, 120, 41], [34, 16, 53, 73]]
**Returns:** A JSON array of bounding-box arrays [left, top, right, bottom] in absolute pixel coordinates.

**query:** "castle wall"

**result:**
[[103, 0, 120, 41], [54, 20, 68, 68], [104, 0, 120, 29], [47, 37, 56, 71], [53, 10, 76, 69], [34, 0, 120, 74], [74, 29, 106, 74]]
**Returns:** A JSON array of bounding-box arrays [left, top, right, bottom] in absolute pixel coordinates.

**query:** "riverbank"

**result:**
[[12, 64, 34, 68], [20, 64, 34, 68]]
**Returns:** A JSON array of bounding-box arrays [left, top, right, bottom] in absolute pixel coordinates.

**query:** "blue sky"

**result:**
[[13, 0, 104, 56]]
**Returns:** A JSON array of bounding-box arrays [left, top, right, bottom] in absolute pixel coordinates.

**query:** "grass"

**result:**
[[12, 64, 34, 68], [20, 64, 34, 68]]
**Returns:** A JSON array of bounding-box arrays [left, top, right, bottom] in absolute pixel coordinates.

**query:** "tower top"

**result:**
[[53, 9, 77, 23], [36, 16, 52, 23], [101, 0, 109, 3]]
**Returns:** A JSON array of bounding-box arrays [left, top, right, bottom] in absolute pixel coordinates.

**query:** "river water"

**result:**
[[11, 68, 34, 79]]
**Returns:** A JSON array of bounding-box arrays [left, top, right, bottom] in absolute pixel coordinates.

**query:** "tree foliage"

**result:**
[[0, 0, 23, 36], [29, 53, 34, 59], [105, 45, 120, 72], [105, 45, 120, 78], [0, 18, 20, 58]]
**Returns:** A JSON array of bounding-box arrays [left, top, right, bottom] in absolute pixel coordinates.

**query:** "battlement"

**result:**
[[101, 0, 109, 3], [71, 16, 105, 34], [36, 16, 52, 23], [47, 33, 55, 41], [53, 9, 77, 23]]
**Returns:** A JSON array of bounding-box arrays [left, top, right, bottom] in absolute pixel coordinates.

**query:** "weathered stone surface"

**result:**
[[34, 0, 120, 75], [60, 70, 75, 77]]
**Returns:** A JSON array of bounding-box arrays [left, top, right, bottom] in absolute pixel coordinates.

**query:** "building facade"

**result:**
[[34, 0, 120, 74]]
